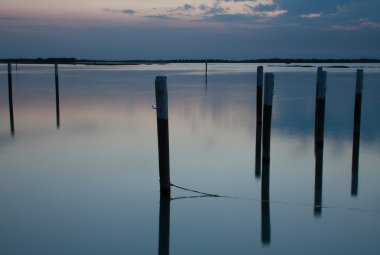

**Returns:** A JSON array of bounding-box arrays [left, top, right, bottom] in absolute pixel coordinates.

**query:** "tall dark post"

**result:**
[[262, 73, 274, 165], [158, 194, 171, 255], [55, 64, 61, 129], [314, 71, 326, 216], [8, 63, 15, 136], [351, 69, 363, 196], [261, 73, 274, 245], [255, 66, 264, 178], [155, 76, 171, 195]]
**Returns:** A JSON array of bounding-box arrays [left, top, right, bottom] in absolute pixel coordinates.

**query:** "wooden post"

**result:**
[[351, 69, 363, 196], [155, 76, 171, 195], [261, 73, 274, 244], [55, 64, 60, 129], [205, 61, 208, 85], [314, 71, 326, 216], [158, 193, 171, 255], [8, 63, 15, 136], [255, 66, 264, 178], [262, 73, 274, 164], [314, 67, 323, 144], [315, 71, 327, 147]]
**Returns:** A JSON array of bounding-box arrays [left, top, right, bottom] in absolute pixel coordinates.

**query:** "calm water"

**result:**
[[0, 63, 379, 254]]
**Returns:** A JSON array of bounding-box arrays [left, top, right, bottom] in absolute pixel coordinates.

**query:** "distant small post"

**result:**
[[351, 69, 363, 196], [205, 61, 208, 85], [155, 76, 171, 195], [262, 73, 274, 164], [8, 63, 15, 136], [55, 64, 61, 129]]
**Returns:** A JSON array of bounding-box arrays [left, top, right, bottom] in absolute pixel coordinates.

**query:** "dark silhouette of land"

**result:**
[[1, 57, 379, 65]]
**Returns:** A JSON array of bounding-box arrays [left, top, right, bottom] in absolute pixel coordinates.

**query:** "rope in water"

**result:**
[[168, 182, 380, 215]]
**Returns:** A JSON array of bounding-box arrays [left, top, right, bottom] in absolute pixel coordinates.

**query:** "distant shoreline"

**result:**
[[0, 58, 379, 65]]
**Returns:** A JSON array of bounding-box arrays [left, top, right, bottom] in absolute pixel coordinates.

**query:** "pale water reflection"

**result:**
[[0, 64, 379, 254]]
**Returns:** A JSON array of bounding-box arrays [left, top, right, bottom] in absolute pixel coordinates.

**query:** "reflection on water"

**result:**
[[159, 194, 171, 255], [0, 64, 379, 254]]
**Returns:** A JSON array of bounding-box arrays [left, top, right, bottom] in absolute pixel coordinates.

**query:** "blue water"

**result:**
[[0, 63, 379, 254]]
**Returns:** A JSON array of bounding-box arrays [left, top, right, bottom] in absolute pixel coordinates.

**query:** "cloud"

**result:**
[[360, 18, 380, 29], [301, 13, 322, 18], [104, 8, 136, 15], [328, 24, 358, 31], [121, 9, 136, 15], [144, 14, 180, 20]]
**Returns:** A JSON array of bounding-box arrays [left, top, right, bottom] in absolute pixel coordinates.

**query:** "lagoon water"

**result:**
[[0, 63, 379, 254]]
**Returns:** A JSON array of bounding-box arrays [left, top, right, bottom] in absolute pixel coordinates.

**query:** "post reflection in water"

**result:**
[[158, 194, 171, 255], [351, 134, 360, 196], [314, 142, 324, 216], [261, 161, 271, 245]]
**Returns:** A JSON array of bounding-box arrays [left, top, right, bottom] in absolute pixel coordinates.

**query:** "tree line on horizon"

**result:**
[[0, 57, 379, 64]]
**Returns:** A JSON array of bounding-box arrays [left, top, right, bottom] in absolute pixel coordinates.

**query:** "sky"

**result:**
[[0, 0, 379, 60]]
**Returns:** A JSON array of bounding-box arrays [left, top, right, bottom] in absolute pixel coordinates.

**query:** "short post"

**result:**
[[314, 67, 323, 143], [315, 71, 327, 147], [255, 66, 264, 178], [8, 63, 15, 136], [205, 61, 208, 85], [155, 76, 171, 195], [55, 64, 61, 129], [262, 73, 274, 164], [351, 69, 363, 196]]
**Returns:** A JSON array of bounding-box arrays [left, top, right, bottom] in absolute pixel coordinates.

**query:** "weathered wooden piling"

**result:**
[[158, 193, 171, 255], [262, 73, 274, 164], [351, 69, 363, 196], [314, 71, 326, 216], [155, 76, 171, 195], [255, 66, 264, 178], [8, 63, 15, 136], [55, 64, 61, 129]]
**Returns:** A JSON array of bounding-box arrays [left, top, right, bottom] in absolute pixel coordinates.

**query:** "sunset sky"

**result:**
[[1, 0, 379, 59]]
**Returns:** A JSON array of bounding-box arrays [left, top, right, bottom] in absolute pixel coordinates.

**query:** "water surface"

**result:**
[[0, 63, 379, 254]]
